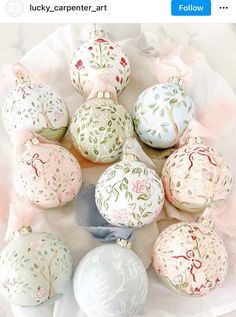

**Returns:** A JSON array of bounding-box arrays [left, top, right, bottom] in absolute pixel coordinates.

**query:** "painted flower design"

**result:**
[[88, 46, 93, 50], [202, 168, 214, 180], [132, 180, 150, 194], [112, 209, 130, 223], [3, 278, 16, 292], [116, 76, 120, 82], [75, 60, 84, 70], [55, 110, 63, 121], [29, 240, 44, 251], [96, 38, 107, 43], [100, 112, 109, 123], [34, 286, 46, 299], [120, 57, 127, 67], [109, 46, 114, 49]]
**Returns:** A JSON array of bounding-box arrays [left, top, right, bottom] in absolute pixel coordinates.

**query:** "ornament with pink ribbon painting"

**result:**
[[13, 131, 82, 210], [152, 216, 228, 296], [70, 27, 130, 98]]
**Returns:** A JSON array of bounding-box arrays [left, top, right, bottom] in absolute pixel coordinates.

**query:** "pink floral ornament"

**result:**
[[132, 180, 150, 194], [34, 286, 46, 299]]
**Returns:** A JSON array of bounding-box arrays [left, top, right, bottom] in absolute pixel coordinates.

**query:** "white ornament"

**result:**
[[0, 227, 73, 306], [95, 155, 164, 227], [70, 30, 130, 97], [73, 244, 148, 317], [152, 217, 228, 296], [2, 77, 68, 141], [132, 78, 194, 148]]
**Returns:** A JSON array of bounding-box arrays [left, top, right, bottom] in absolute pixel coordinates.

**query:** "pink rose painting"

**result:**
[[112, 209, 129, 223], [132, 180, 150, 194], [34, 286, 46, 300]]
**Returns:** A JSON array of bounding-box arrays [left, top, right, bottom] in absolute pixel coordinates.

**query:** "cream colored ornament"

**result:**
[[161, 139, 232, 212], [95, 154, 164, 227], [0, 226, 73, 307], [70, 30, 130, 97], [70, 92, 134, 163], [132, 78, 194, 148], [152, 217, 228, 296], [2, 76, 68, 141]]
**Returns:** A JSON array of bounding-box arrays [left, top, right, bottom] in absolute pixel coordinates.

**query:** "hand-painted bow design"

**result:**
[[26, 153, 46, 177], [185, 147, 218, 171], [172, 249, 202, 282]]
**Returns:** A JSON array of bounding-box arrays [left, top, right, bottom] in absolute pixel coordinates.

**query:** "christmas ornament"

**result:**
[[95, 153, 164, 227], [70, 29, 130, 97], [152, 217, 228, 296], [73, 241, 148, 317], [132, 78, 194, 148], [161, 139, 232, 212], [14, 132, 82, 209], [70, 91, 134, 163], [2, 75, 68, 142], [0, 226, 73, 306]]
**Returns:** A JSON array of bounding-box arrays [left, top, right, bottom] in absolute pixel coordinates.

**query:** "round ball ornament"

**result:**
[[70, 30, 130, 97], [0, 226, 73, 307], [2, 76, 69, 142], [95, 154, 164, 227], [152, 217, 228, 296], [73, 242, 148, 317], [132, 78, 194, 148], [70, 92, 134, 163], [161, 139, 232, 212], [15, 135, 82, 209]]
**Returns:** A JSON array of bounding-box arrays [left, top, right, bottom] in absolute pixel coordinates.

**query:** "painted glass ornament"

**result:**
[[2, 76, 68, 141], [14, 134, 82, 209], [132, 78, 194, 148], [73, 241, 148, 317], [95, 154, 164, 227], [70, 29, 130, 97], [161, 138, 232, 212], [152, 217, 228, 296], [0, 226, 73, 306], [70, 91, 134, 163]]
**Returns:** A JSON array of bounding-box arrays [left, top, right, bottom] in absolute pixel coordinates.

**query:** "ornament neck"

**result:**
[[121, 154, 138, 162], [116, 239, 132, 249], [185, 137, 202, 145], [11, 226, 32, 240], [16, 76, 31, 86], [196, 216, 214, 229], [24, 137, 40, 149], [168, 76, 183, 87], [96, 91, 112, 99]]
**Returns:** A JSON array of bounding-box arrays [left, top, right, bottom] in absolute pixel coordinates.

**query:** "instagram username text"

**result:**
[[29, 4, 107, 13]]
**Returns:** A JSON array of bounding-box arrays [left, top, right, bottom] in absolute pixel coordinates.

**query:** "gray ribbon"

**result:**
[[75, 184, 133, 243]]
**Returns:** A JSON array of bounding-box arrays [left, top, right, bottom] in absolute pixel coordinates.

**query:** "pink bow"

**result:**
[[172, 249, 202, 282]]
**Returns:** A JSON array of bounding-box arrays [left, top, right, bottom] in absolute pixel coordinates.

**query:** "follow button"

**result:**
[[171, 0, 211, 16]]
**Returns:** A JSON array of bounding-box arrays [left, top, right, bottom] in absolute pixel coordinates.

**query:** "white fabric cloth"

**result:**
[[0, 23, 236, 317]]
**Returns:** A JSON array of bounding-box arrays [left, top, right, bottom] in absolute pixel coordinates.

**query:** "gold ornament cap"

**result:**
[[121, 154, 138, 162], [12, 226, 32, 240], [116, 239, 132, 249], [97, 91, 112, 99], [185, 137, 202, 145]]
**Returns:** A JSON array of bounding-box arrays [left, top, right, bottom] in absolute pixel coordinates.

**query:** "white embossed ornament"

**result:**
[[73, 242, 148, 317]]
